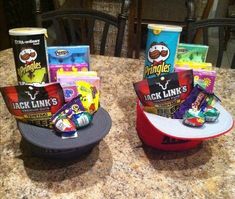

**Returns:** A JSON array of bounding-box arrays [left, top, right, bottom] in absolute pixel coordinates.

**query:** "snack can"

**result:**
[[9, 27, 49, 85], [144, 24, 182, 78]]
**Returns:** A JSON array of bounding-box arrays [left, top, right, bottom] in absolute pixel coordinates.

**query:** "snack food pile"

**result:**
[[134, 24, 220, 128], [1, 27, 100, 139]]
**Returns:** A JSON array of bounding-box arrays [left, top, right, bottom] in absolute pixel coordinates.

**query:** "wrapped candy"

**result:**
[[202, 106, 220, 122], [52, 112, 76, 132], [70, 111, 93, 129], [183, 109, 205, 127], [51, 95, 93, 138]]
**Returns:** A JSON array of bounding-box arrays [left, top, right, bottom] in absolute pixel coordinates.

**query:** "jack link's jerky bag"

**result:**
[[134, 70, 193, 118], [0, 83, 65, 128]]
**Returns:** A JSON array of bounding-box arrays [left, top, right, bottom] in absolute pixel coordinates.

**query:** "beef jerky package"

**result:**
[[133, 70, 193, 118], [0, 83, 65, 128]]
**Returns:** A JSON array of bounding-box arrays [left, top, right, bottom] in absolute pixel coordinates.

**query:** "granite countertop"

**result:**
[[0, 49, 234, 199]]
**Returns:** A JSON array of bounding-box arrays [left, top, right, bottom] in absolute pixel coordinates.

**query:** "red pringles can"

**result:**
[[9, 27, 49, 85]]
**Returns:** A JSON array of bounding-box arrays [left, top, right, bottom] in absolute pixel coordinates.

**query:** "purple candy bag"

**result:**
[[174, 84, 208, 119], [51, 95, 85, 122]]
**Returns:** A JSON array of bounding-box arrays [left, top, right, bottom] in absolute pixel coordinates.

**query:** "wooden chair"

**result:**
[[187, 18, 235, 68], [36, 1, 130, 57]]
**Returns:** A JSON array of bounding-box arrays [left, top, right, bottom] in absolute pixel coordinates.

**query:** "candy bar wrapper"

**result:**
[[0, 83, 65, 128], [134, 70, 194, 118], [175, 66, 216, 93], [51, 95, 85, 122], [48, 46, 90, 82], [176, 43, 209, 63], [174, 84, 220, 119]]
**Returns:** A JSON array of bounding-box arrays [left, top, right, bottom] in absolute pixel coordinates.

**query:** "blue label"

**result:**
[[144, 29, 180, 78]]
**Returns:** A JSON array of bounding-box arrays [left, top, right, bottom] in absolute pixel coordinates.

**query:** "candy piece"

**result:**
[[71, 112, 93, 128], [52, 113, 76, 132], [0, 83, 65, 128], [184, 108, 205, 118], [134, 70, 193, 118], [183, 117, 205, 127], [202, 106, 220, 122], [183, 109, 205, 127]]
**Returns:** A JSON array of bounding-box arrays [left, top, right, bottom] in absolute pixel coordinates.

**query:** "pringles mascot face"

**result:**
[[19, 48, 37, 64], [148, 42, 170, 65]]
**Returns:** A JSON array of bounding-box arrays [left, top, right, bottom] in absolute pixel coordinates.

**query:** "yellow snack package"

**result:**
[[175, 61, 212, 71], [76, 81, 99, 113]]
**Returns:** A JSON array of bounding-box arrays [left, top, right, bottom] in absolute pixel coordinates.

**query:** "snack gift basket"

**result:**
[[136, 101, 234, 151], [135, 23, 234, 151], [1, 28, 112, 159]]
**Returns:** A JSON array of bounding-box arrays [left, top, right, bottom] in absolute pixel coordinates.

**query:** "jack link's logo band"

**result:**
[[145, 42, 171, 76]]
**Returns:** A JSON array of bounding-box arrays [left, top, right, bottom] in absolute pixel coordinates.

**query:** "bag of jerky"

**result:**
[[133, 70, 194, 118], [0, 83, 65, 128]]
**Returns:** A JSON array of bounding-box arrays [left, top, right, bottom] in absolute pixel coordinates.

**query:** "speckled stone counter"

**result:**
[[0, 49, 234, 199]]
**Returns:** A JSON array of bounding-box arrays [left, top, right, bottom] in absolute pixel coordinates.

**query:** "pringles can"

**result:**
[[144, 24, 182, 78], [9, 27, 49, 85]]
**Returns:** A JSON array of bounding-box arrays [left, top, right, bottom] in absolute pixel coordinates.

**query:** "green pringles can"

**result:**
[[9, 27, 49, 85]]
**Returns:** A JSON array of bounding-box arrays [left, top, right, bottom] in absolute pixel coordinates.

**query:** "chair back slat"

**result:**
[[52, 18, 68, 45], [66, 18, 77, 44], [100, 23, 110, 55], [87, 18, 95, 44], [202, 28, 208, 45], [216, 26, 225, 68]]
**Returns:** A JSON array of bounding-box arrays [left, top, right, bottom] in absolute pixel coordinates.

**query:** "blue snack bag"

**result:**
[[144, 24, 182, 78]]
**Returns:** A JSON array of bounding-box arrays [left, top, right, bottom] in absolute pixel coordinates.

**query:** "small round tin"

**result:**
[[9, 27, 49, 85]]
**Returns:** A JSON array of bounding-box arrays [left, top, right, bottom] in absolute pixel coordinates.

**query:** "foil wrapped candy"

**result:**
[[174, 85, 220, 127]]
